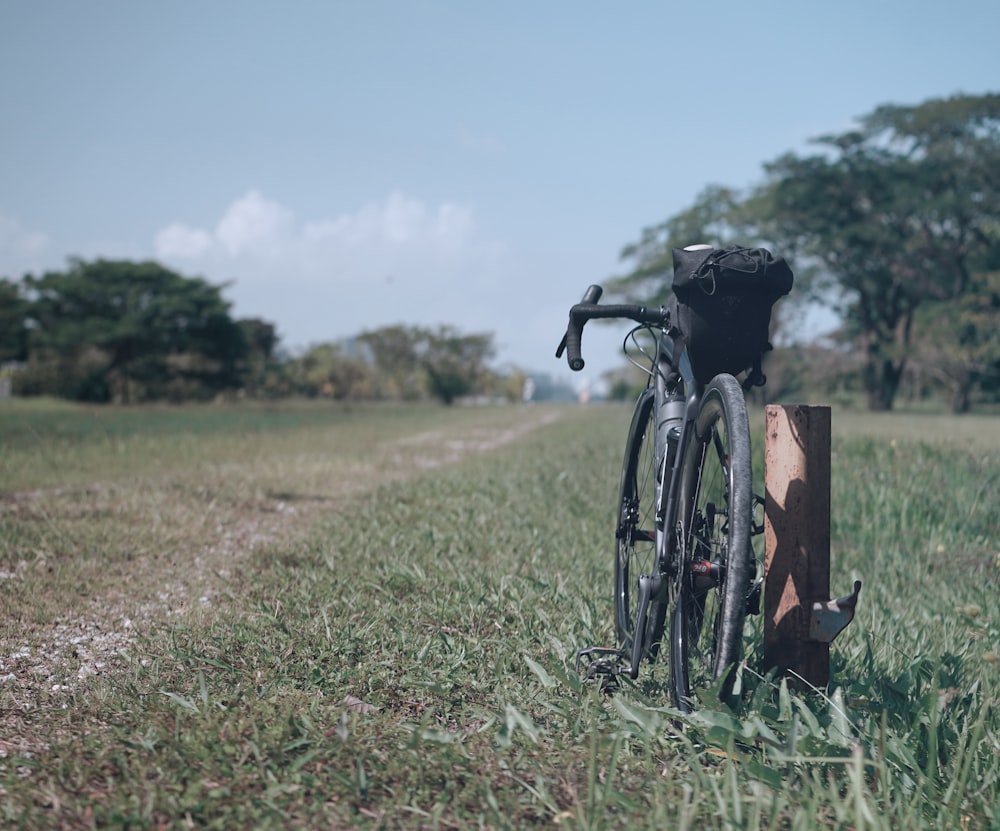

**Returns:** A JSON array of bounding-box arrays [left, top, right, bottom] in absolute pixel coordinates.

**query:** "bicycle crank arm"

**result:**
[[629, 573, 666, 679]]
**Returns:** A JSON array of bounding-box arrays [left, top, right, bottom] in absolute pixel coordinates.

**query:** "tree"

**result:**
[[238, 317, 281, 397], [0, 277, 29, 363], [420, 326, 495, 405], [911, 270, 1000, 412], [357, 325, 425, 400], [286, 342, 375, 400], [358, 324, 496, 405], [609, 185, 745, 302], [23, 259, 250, 402], [749, 93, 1000, 410]]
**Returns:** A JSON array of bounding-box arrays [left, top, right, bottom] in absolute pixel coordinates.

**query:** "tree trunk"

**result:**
[[950, 383, 972, 414], [864, 356, 904, 412]]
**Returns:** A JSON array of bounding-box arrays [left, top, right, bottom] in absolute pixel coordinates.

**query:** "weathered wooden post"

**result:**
[[763, 404, 833, 687]]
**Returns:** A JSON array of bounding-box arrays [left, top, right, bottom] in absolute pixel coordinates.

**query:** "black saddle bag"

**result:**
[[670, 245, 794, 384]]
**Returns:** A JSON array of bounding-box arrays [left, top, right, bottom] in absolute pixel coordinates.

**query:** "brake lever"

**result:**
[[555, 331, 569, 359]]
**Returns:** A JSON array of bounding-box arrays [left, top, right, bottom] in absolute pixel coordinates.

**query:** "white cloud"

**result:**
[[155, 189, 483, 282], [149, 189, 510, 352], [154, 223, 213, 259], [155, 191, 298, 261], [301, 191, 474, 254], [215, 190, 295, 256]]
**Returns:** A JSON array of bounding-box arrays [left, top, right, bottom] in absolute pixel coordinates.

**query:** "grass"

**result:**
[[1, 398, 998, 828]]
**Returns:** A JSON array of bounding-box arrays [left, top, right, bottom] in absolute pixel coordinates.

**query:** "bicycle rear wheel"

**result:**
[[614, 388, 667, 671], [670, 374, 753, 711]]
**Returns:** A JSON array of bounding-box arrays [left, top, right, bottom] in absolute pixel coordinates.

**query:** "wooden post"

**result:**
[[763, 405, 832, 688]]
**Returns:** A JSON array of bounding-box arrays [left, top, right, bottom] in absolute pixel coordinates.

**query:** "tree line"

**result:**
[[3, 93, 998, 411], [612, 92, 1000, 412], [0, 259, 511, 405]]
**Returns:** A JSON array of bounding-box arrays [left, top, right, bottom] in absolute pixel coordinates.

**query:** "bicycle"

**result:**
[[556, 245, 793, 711]]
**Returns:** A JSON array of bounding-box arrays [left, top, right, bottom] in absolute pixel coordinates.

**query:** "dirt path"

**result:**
[[0, 408, 563, 715]]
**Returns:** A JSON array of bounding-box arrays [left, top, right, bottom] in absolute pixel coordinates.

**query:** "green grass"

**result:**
[[0, 398, 520, 492], [1, 399, 999, 828]]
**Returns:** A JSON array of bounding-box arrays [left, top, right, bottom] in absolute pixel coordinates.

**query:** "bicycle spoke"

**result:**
[[615, 389, 666, 671], [711, 426, 730, 481]]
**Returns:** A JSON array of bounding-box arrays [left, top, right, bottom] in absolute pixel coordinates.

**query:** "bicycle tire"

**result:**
[[669, 374, 753, 711], [614, 388, 668, 670]]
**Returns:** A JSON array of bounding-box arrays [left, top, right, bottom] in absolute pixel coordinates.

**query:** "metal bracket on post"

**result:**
[[809, 580, 862, 643]]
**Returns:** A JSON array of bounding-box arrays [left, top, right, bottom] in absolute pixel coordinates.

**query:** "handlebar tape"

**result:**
[[560, 285, 603, 370], [556, 285, 666, 372]]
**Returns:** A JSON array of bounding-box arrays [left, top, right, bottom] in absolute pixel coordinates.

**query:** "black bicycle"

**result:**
[[557, 245, 793, 711]]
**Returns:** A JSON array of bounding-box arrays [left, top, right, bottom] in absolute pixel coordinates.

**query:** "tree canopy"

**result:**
[[614, 92, 1000, 411], [358, 324, 497, 405], [753, 93, 1000, 410], [0, 277, 29, 363], [270, 325, 504, 404], [15, 259, 249, 402]]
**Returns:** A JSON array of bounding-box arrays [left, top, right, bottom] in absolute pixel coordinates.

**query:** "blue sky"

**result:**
[[1, 1, 997, 384]]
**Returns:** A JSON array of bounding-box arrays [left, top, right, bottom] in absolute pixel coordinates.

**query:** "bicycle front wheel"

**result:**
[[614, 388, 667, 669], [670, 374, 753, 711]]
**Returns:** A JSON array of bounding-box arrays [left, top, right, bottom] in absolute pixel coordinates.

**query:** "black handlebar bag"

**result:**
[[670, 246, 794, 385]]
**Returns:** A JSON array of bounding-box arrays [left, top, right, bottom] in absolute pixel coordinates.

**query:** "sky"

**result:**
[[1, 1, 997, 387]]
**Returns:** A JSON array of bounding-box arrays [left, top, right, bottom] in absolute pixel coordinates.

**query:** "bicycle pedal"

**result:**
[[575, 646, 625, 686]]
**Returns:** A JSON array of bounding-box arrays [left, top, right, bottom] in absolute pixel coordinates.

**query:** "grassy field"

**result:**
[[1, 398, 998, 829]]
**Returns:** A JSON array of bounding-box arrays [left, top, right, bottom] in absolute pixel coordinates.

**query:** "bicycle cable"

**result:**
[[623, 324, 659, 378]]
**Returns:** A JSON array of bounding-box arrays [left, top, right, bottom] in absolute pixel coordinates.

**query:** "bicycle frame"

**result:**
[[651, 330, 701, 569], [629, 329, 706, 677]]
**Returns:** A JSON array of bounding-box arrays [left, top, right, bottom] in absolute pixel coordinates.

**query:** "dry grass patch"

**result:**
[[0, 402, 562, 719]]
